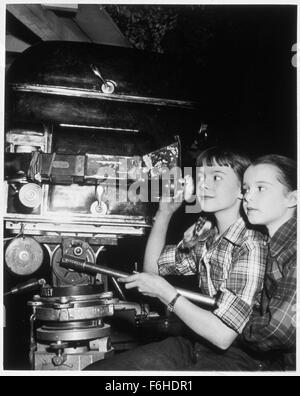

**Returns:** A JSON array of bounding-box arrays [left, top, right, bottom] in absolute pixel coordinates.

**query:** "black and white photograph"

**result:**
[[1, 1, 298, 377]]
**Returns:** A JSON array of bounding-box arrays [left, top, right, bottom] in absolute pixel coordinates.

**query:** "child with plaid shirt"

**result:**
[[239, 155, 297, 371], [85, 147, 269, 371]]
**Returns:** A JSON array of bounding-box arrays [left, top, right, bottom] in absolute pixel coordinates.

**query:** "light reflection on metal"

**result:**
[[59, 124, 139, 133], [12, 83, 201, 109], [4, 213, 149, 226], [19, 183, 42, 208]]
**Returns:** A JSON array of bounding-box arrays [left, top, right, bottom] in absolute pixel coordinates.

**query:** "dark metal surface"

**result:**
[[40, 285, 104, 297], [12, 83, 200, 109], [36, 323, 111, 342], [7, 41, 200, 102], [51, 244, 95, 287], [6, 41, 203, 147]]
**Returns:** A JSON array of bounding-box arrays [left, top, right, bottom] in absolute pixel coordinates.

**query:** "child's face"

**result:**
[[196, 161, 242, 214], [243, 164, 294, 230]]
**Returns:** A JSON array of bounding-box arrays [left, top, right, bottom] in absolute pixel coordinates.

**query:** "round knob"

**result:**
[[73, 246, 83, 256], [5, 237, 44, 276], [52, 354, 67, 367], [101, 80, 116, 94], [90, 200, 108, 215], [19, 183, 42, 208]]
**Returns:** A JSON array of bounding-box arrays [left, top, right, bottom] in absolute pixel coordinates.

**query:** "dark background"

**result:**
[[105, 4, 298, 159]]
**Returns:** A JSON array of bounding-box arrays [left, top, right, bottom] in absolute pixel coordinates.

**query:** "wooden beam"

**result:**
[[75, 5, 131, 47], [6, 34, 31, 53], [7, 4, 88, 42], [55, 16, 92, 42], [43, 4, 79, 14]]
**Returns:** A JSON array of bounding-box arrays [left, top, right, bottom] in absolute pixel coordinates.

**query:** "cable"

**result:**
[[4, 278, 46, 296]]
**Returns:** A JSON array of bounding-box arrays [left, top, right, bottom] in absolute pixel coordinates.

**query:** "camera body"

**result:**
[[4, 41, 203, 370]]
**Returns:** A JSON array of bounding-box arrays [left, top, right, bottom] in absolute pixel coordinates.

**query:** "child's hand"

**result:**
[[118, 272, 177, 305], [158, 175, 194, 216]]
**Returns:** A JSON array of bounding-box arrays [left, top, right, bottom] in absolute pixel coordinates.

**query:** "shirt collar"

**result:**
[[222, 217, 248, 246], [194, 215, 215, 241], [269, 214, 297, 258]]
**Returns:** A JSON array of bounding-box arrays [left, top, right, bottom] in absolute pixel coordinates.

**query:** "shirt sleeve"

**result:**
[[241, 259, 296, 352], [213, 240, 267, 334], [157, 241, 199, 276], [157, 220, 205, 276]]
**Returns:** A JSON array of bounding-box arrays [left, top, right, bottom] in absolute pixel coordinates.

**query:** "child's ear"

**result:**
[[287, 190, 297, 208]]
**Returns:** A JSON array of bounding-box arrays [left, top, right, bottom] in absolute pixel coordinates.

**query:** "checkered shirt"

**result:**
[[241, 215, 296, 369], [157, 216, 268, 334]]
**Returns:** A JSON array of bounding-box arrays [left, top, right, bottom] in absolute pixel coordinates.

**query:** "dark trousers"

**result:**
[[84, 336, 268, 371]]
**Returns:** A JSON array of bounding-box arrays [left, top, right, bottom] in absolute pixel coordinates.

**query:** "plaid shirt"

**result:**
[[241, 215, 297, 369], [158, 216, 268, 334]]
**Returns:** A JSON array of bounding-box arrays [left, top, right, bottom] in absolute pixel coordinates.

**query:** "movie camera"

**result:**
[[3, 41, 209, 370]]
